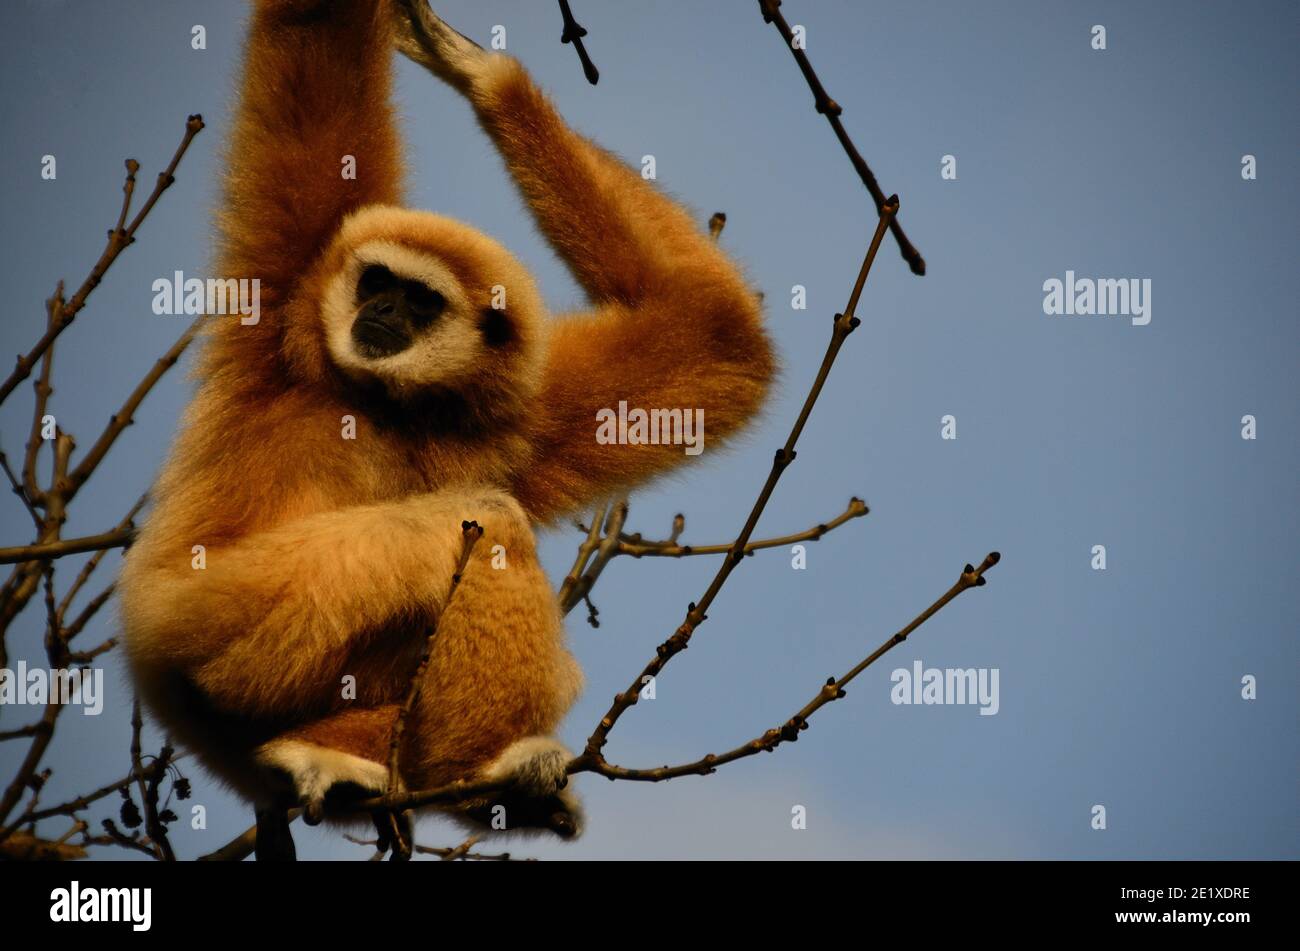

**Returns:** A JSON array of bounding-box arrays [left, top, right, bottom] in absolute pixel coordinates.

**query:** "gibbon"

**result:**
[[118, 0, 774, 854]]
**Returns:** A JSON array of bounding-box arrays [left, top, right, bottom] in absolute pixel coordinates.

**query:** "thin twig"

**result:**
[[755, 1, 924, 275], [67, 636, 117, 664], [557, 0, 599, 84], [130, 698, 174, 861], [0, 329, 190, 642], [344, 832, 523, 861], [66, 319, 202, 498], [557, 501, 609, 607], [440, 834, 481, 861], [0, 703, 59, 833], [0, 526, 133, 566], [0, 449, 41, 529], [557, 500, 627, 615], [197, 809, 302, 862], [0, 117, 204, 408], [98, 818, 158, 858], [21, 765, 153, 823], [0, 722, 42, 742], [61, 583, 117, 642], [57, 492, 147, 625], [0, 830, 88, 861], [616, 496, 867, 559], [22, 288, 61, 503]]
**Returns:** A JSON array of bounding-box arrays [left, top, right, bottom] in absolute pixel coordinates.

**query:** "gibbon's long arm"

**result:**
[[494, 75, 776, 521], [395, 4, 776, 522], [217, 0, 402, 306]]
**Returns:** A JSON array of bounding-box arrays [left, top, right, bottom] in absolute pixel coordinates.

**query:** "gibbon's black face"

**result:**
[[350, 264, 447, 359]]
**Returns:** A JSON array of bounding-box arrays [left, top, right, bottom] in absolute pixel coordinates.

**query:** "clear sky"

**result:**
[[1, 0, 1295, 860]]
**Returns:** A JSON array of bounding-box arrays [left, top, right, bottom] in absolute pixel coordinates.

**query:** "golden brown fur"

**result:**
[[118, 0, 773, 839]]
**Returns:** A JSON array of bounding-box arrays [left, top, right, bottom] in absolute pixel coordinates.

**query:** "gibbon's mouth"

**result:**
[[352, 314, 413, 358]]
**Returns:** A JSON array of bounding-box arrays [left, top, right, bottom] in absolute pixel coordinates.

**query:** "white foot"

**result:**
[[482, 736, 571, 796], [478, 736, 585, 839], [255, 739, 393, 824]]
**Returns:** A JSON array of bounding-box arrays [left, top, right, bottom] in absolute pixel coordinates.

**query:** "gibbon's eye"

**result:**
[[356, 264, 396, 299], [480, 307, 514, 347], [405, 282, 446, 322]]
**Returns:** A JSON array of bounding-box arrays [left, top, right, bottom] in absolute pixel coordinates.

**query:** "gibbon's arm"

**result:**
[[217, 0, 402, 304], [124, 492, 528, 720], [395, 5, 775, 521]]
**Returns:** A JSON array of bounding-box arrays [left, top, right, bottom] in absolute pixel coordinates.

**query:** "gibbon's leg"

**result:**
[[394, 3, 776, 522], [250, 492, 585, 836], [399, 512, 585, 837]]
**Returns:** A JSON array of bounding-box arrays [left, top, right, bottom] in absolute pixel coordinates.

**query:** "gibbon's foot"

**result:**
[[475, 736, 585, 839], [484, 735, 571, 796], [470, 791, 584, 839], [255, 808, 297, 862], [254, 738, 392, 826]]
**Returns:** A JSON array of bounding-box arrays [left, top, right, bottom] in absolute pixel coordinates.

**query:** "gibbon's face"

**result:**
[[311, 207, 548, 417], [322, 239, 489, 396]]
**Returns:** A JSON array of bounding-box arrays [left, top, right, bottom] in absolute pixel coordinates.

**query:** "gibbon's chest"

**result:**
[[324, 411, 524, 503]]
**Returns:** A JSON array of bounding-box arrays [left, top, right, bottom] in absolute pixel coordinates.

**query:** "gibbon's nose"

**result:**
[[352, 294, 414, 358]]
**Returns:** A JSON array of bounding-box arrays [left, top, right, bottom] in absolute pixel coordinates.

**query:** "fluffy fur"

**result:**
[[118, 0, 773, 842]]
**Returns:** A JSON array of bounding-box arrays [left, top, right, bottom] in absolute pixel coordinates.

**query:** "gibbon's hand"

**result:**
[[393, 0, 492, 95]]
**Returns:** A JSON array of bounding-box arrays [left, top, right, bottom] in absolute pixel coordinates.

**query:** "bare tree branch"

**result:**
[[578, 199, 899, 764], [22, 288, 61, 504], [755, 1, 924, 275], [557, 500, 609, 607], [585, 553, 1000, 781], [0, 449, 41, 529], [558, 500, 627, 616], [197, 809, 302, 862], [130, 697, 175, 861], [66, 319, 202, 498], [57, 492, 147, 625], [0, 116, 205, 407], [0, 830, 88, 860], [615, 496, 867, 559], [0, 526, 133, 566], [344, 832, 525, 861]]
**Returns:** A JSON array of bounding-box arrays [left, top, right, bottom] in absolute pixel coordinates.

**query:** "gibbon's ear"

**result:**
[[479, 306, 514, 348]]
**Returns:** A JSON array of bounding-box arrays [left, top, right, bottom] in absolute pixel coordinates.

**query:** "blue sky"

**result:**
[[1, 0, 1295, 860]]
